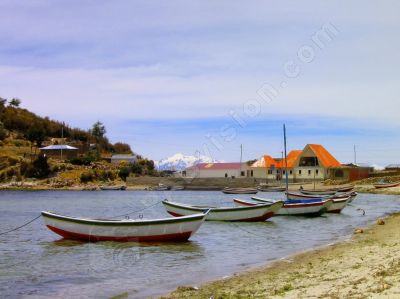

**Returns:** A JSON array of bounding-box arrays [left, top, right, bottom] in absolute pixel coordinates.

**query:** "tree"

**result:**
[[0, 97, 6, 114], [9, 98, 21, 107], [113, 142, 132, 154], [91, 121, 106, 141]]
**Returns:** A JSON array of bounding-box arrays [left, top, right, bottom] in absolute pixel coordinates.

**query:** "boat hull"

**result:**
[[222, 188, 258, 194], [162, 200, 283, 222], [251, 197, 333, 217], [42, 211, 206, 242], [327, 197, 351, 213], [373, 182, 400, 189], [300, 190, 337, 196]]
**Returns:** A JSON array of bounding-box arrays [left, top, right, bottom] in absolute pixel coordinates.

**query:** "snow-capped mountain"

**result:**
[[155, 153, 218, 171]]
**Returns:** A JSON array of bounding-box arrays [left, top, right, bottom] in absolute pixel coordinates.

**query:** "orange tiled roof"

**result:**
[[252, 150, 302, 169], [308, 144, 341, 167], [251, 155, 279, 168]]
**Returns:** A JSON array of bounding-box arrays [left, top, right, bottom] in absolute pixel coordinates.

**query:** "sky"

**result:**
[[0, 1, 399, 166]]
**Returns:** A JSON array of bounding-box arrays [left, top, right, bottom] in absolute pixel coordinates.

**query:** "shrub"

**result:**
[[24, 155, 50, 178], [118, 166, 130, 181], [80, 171, 94, 183]]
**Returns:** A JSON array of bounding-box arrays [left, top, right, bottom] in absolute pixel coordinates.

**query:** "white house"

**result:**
[[111, 154, 137, 164], [184, 162, 253, 178]]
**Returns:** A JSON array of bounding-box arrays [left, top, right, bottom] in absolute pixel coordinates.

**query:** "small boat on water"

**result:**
[[41, 211, 208, 242], [300, 189, 337, 196], [249, 196, 333, 217], [170, 186, 185, 191], [100, 185, 126, 191], [257, 186, 286, 192], [162, 199, 283, 221], [328, 185, 354, 193], [222, 187, 258, 194], [373, 181, 400, 189], [150, 183, 170, 191], [327, 196, 351, 213]]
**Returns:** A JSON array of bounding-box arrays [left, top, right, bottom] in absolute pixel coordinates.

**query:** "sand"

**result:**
[[162, 213, 400, 299]]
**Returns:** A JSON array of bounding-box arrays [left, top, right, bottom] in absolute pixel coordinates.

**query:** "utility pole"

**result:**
[[354, 145, 357, 165], [240, 144, 243, 177], [283, 124, 289, 197], [61, 124, 64, 160]]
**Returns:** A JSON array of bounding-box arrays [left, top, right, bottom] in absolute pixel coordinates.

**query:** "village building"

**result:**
[[251, 150, 302, 183], [251, 144, 371, 182], [39, 145, 79, 160], [184, 162, 253, 178], [110, 154, 137, 165]]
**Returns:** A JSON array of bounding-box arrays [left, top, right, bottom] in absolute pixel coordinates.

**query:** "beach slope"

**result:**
[[162, 213, 400, 298]]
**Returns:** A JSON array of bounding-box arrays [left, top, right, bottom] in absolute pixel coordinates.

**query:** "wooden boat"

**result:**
[[328, 185, 354, 193], [150, 183, 170, 191], [300, 189, 337, 196], [162, 199, 283, 222], [257, 186, 286, 192], [237, 196, 349, 214], [373, 182, 400, 189], [326, 196, 351, 213], [347, 191, 358, 203], [41, 210, 207, 242], [249, 197, 333, 217], [100, 185, 126, 191], [222, 187, 258, 194], [170, 186, 185, 191], [286, 192, 326, 200]]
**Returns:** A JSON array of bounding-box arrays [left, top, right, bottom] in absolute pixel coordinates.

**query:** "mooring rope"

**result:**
[[110, 200, 163, 219], [0, 214, 42, 236]]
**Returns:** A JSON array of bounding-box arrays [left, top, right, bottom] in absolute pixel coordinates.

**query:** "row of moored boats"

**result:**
[[41, 186, 358, 243]]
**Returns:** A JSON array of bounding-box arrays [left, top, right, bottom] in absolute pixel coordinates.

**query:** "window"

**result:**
[[334, 169, 344, 178], [290, 170, 293, 175], [283, 170, 286, 175], [225, 173, 228, 178], [308, 170, 311, 175], [251, 170, 253, 177], [316, 169, 319, 175], [241, 171, 245, 177], [268, 170, 272, 175], [298, 170, 302, 175]]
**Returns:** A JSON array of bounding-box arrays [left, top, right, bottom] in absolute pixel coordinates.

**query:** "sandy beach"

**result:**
[[162, 213, 400, 299]]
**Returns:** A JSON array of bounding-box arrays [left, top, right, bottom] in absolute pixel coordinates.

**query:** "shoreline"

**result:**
[[161, 212, 400, 299], [1, 183, 400, 195]]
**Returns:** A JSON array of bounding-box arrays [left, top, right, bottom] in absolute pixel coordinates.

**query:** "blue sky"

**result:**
[[0, 1, 399, 166]]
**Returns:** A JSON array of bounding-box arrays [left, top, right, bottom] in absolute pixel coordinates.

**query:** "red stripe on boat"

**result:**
[[46, 225, 193, 242]]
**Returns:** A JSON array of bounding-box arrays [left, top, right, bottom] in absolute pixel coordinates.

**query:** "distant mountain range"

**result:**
[[155, 153, 218, 171]]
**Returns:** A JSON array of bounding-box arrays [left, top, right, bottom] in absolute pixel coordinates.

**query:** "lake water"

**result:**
[[0, 191, 399, 298]]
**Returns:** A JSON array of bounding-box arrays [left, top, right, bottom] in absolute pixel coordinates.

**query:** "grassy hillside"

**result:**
[[0, 97, 156, 188]]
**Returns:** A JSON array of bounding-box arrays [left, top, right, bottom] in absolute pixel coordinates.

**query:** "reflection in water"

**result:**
[[0, 191, 399, 299]]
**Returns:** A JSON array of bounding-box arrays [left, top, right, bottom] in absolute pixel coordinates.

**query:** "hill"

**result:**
[[0, 97, 156, 188]]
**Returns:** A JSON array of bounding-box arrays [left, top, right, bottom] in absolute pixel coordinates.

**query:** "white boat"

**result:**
[[222, 187, 258, 194], [327, 196, 351, 213], [250, 197, 333, 217], [286, 192, 326, 200], [300, 189, 337, 196], [42, 211, 207, 242], [162, 200, 283, 222]]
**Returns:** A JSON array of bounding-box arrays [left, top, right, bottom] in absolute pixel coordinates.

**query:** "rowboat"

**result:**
[[286, 192, 326, 200], [250, 197, 333, 217], [300, 189, 337, 196], [373, 182, 400, 189], [222, 187, 258, 194], [42, 211, 207, 242], [328, 185, 354, 193], [162, 200, 283, 221], [257, 186, 286, 192], [236, 196, 348, 214], [327, 196, 351, 213], [100, 185, 126, 191]]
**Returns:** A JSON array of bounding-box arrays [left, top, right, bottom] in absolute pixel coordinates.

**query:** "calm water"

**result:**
[[0, 191, 399, 298]]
